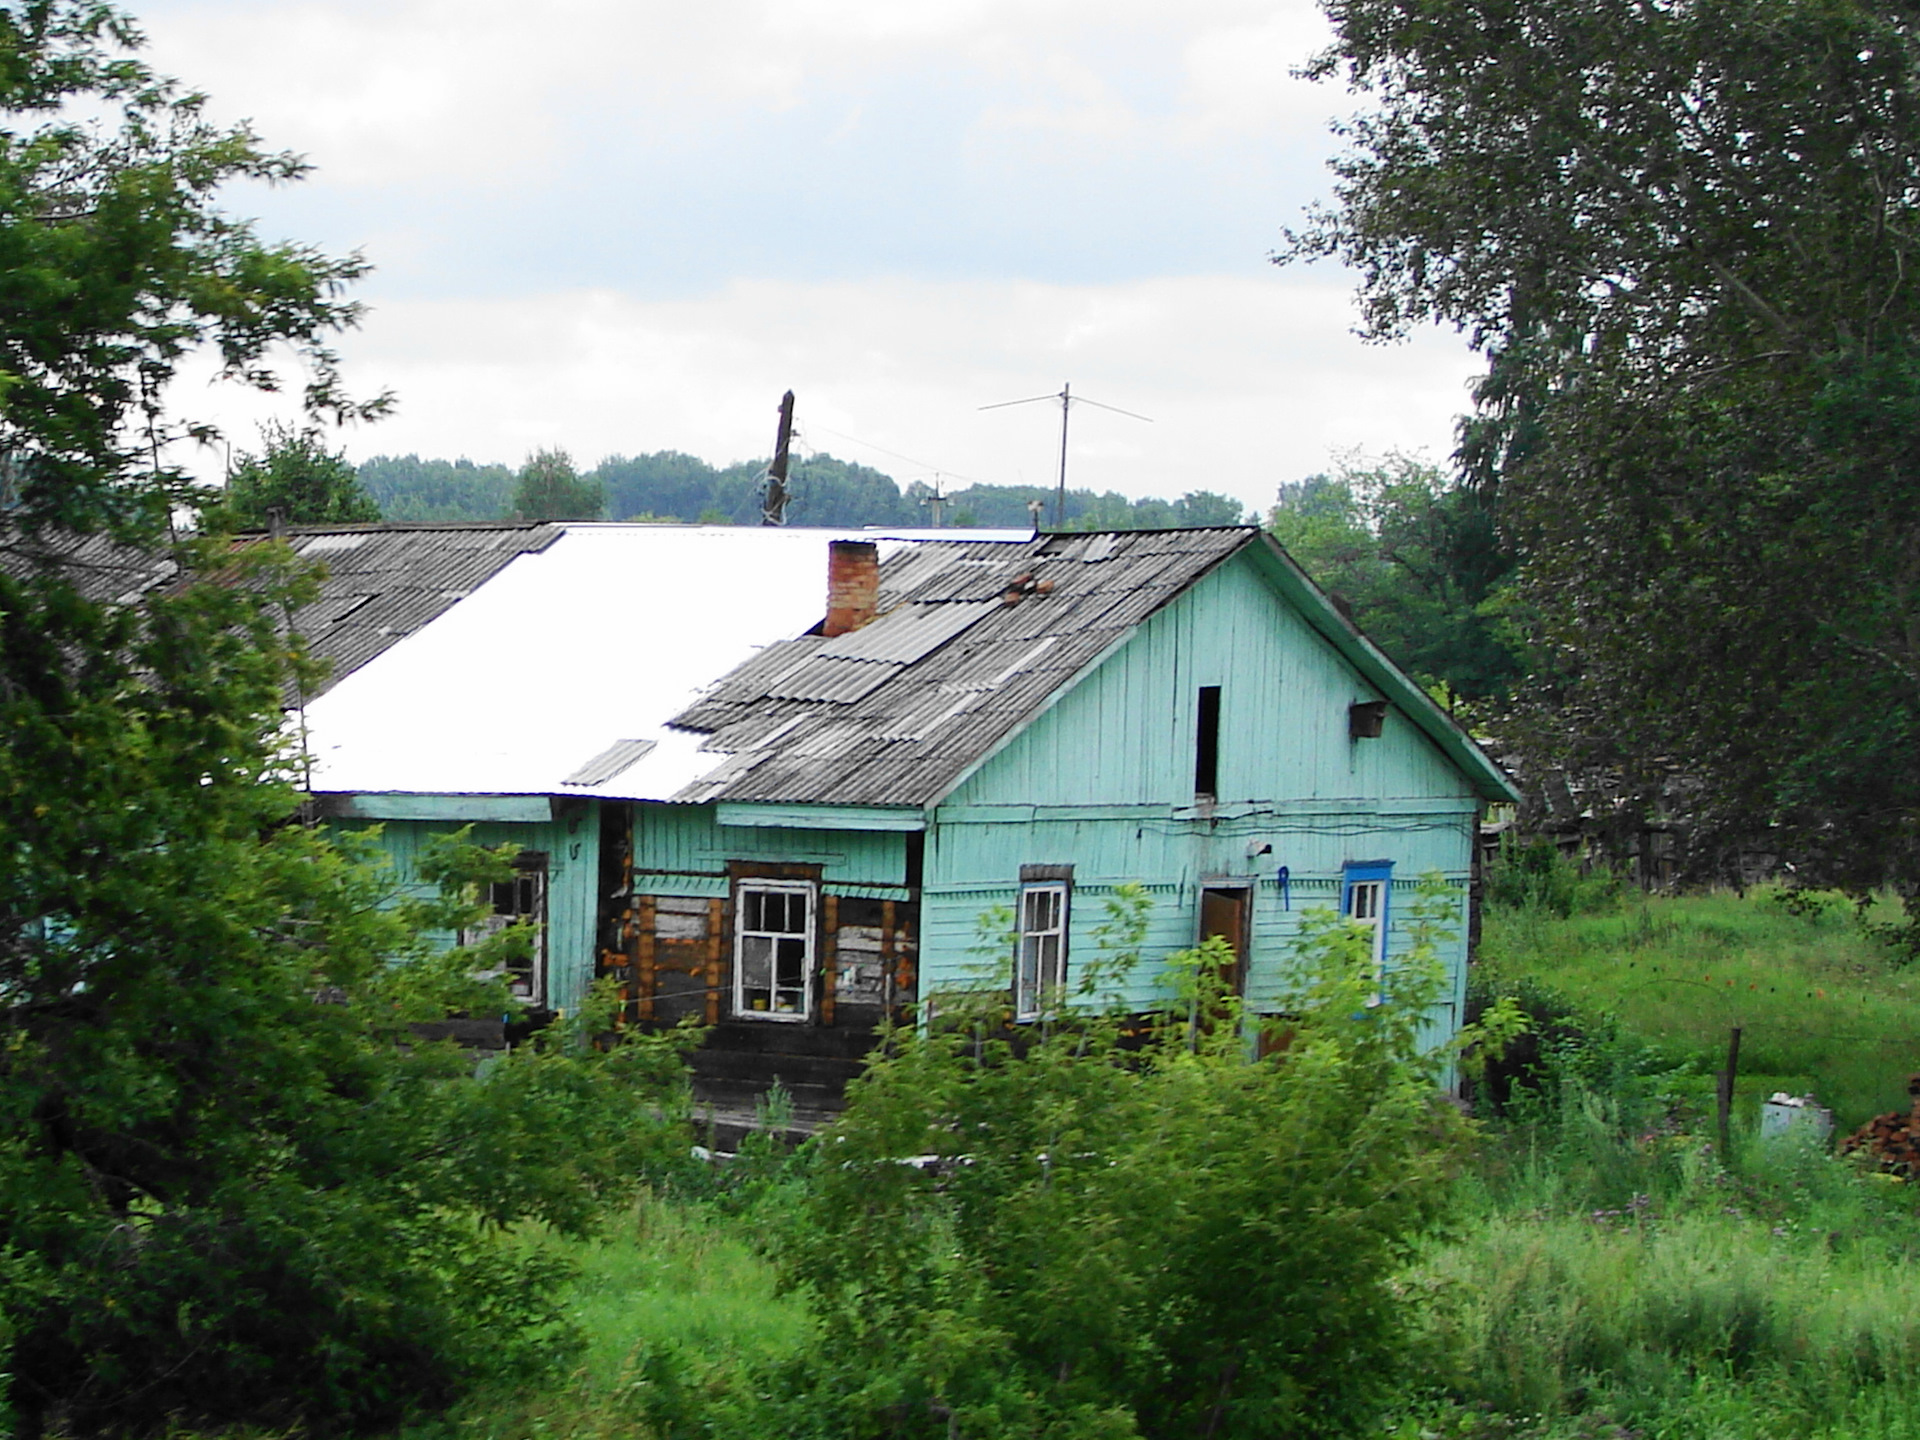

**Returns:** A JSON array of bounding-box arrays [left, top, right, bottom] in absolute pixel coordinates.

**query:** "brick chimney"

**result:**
[[823, 540, 880, 638]]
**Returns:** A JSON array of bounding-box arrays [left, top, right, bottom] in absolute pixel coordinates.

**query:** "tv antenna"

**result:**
[[980, 382, 1151, 529]]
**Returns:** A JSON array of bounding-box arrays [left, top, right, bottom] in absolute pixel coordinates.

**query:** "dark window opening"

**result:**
[[463, 851, 548, 1007], [905, 830, 926, 891], [1194, 685, 1222, 797]]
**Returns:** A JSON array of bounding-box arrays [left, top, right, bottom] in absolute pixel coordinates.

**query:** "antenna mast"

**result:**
[[761, 389, 796, 526], [980, 382, 1151, 529]]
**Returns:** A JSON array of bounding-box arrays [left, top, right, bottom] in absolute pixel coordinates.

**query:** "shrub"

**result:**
[[734, 883, 1494, 1439], [1486, 837, 1622, 918]]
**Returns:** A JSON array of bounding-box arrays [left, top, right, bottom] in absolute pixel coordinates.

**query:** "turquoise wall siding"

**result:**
[[923, 550, 1479, 1038], [327, 546, 1489, 1052], [630, 802, 911, 897], [330, 804, 602, 1013]]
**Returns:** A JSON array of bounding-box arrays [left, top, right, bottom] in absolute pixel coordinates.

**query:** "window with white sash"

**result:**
[[734, 880, 815, 1020], [1015, 870, 1071, 1020]]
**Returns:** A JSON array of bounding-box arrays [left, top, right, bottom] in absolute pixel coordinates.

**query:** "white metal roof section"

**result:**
[[299, 525, 1027, 802]]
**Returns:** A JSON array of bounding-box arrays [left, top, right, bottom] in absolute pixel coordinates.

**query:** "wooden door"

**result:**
[[1199, 885, 1251, 998]]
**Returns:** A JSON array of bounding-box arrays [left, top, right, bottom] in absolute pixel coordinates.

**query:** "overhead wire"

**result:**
[[802, 422, 995, 490]]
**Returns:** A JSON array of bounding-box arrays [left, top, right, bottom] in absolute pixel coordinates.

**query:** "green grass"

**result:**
[[559, 1193, 809, 1385], [410, 1194, 807, 1440], [1482, 888, 1920, 1127]]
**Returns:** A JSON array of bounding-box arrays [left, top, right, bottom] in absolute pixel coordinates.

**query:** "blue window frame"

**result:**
[[1341, 860, 1394, 993]]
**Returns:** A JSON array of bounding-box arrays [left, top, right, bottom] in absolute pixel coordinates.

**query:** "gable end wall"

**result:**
[[923, 551, 1479, 1042]]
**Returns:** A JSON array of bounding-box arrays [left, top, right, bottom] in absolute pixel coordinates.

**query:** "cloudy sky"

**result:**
[[137, 0, 1480, 516]]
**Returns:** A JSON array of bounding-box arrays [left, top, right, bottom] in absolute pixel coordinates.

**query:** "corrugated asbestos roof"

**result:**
[[0, 529, 183, 604], [268, 524, 560, 698], [665, 527, 1256, 807], [8, 519, 1513, 805], [0, 521, 562, 703], [298, 525, 1034, 800]]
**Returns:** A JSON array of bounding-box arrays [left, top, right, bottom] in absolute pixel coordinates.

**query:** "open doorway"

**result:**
[[1198, 883, 1251, 998]]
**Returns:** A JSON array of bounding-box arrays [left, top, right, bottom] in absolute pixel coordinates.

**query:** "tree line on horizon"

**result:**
[[353, 446, 1252, 531]]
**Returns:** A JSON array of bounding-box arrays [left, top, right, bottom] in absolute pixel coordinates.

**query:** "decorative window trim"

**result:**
[[1341, 860, 1393, 999], [732, 878, 817, 1022], [1015, 866, 1073, 1021]]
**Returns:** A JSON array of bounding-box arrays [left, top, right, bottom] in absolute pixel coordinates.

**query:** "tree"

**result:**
[[1270, 455, 1522, 704], [512, 446, 603, 520], [217, 421, 381, 527], [0, 7, 383, 541], [1287, 0, 1920, 897], [358, 453, 517, 521], [0, 6, 685, 1431]]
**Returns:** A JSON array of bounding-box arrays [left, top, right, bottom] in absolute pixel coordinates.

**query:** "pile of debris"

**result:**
[[1841, 1074, 1920, 1178]]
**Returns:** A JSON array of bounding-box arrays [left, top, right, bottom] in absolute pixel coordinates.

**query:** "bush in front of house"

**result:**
[[663, 884, 1497, 1440]]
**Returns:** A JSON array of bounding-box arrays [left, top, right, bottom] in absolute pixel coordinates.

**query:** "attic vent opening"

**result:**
[[1194, 685, 1221, 798]]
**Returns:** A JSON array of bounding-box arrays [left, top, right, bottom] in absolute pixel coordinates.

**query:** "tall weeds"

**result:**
[[1411, 1084, 1920, 1438]]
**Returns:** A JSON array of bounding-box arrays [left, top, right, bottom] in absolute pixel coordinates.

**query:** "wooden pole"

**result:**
[[1717, 1024, 1743, 1157], [762, 389, 795, 526], [1054, 382, 1070, 529]]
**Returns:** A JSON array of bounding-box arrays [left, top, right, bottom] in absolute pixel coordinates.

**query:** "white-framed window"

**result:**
[[1015, 882, 1069, 1020], [1342, 860, 1392, 999], [734, 880, 815, 1020], [462, 852, 548, 1007]]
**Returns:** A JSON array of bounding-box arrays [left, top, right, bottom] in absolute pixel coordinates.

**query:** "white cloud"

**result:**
[[143, 0, 1338, 189], [171, 273, 1479, 515], [133, 0, 1478, 515]]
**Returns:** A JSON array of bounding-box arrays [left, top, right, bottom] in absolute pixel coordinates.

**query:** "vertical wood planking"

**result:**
[[637, 894, 657, 1023], [880, 899, 897, 1018]]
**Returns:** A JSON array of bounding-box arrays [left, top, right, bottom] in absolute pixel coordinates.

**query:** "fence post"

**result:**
[[1716, 1025, 1743, 1157]]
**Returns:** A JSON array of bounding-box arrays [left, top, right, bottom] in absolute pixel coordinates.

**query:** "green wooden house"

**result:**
[[275, 521, 1515, 1128]]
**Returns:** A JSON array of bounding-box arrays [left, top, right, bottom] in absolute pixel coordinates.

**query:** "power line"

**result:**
[[805, 422, 994, 489], [979, 382, 1152, 529]]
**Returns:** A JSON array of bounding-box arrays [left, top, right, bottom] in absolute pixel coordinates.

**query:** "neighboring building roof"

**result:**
[[0, 520, 563, 701], [0, 528, 184, 603], [298, 525, 1032, 800], [263, 523, 561, 698]]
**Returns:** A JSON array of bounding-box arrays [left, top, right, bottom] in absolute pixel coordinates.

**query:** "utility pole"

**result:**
[[761, 389, 796, 526], [980, 382, 1151, 529]]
